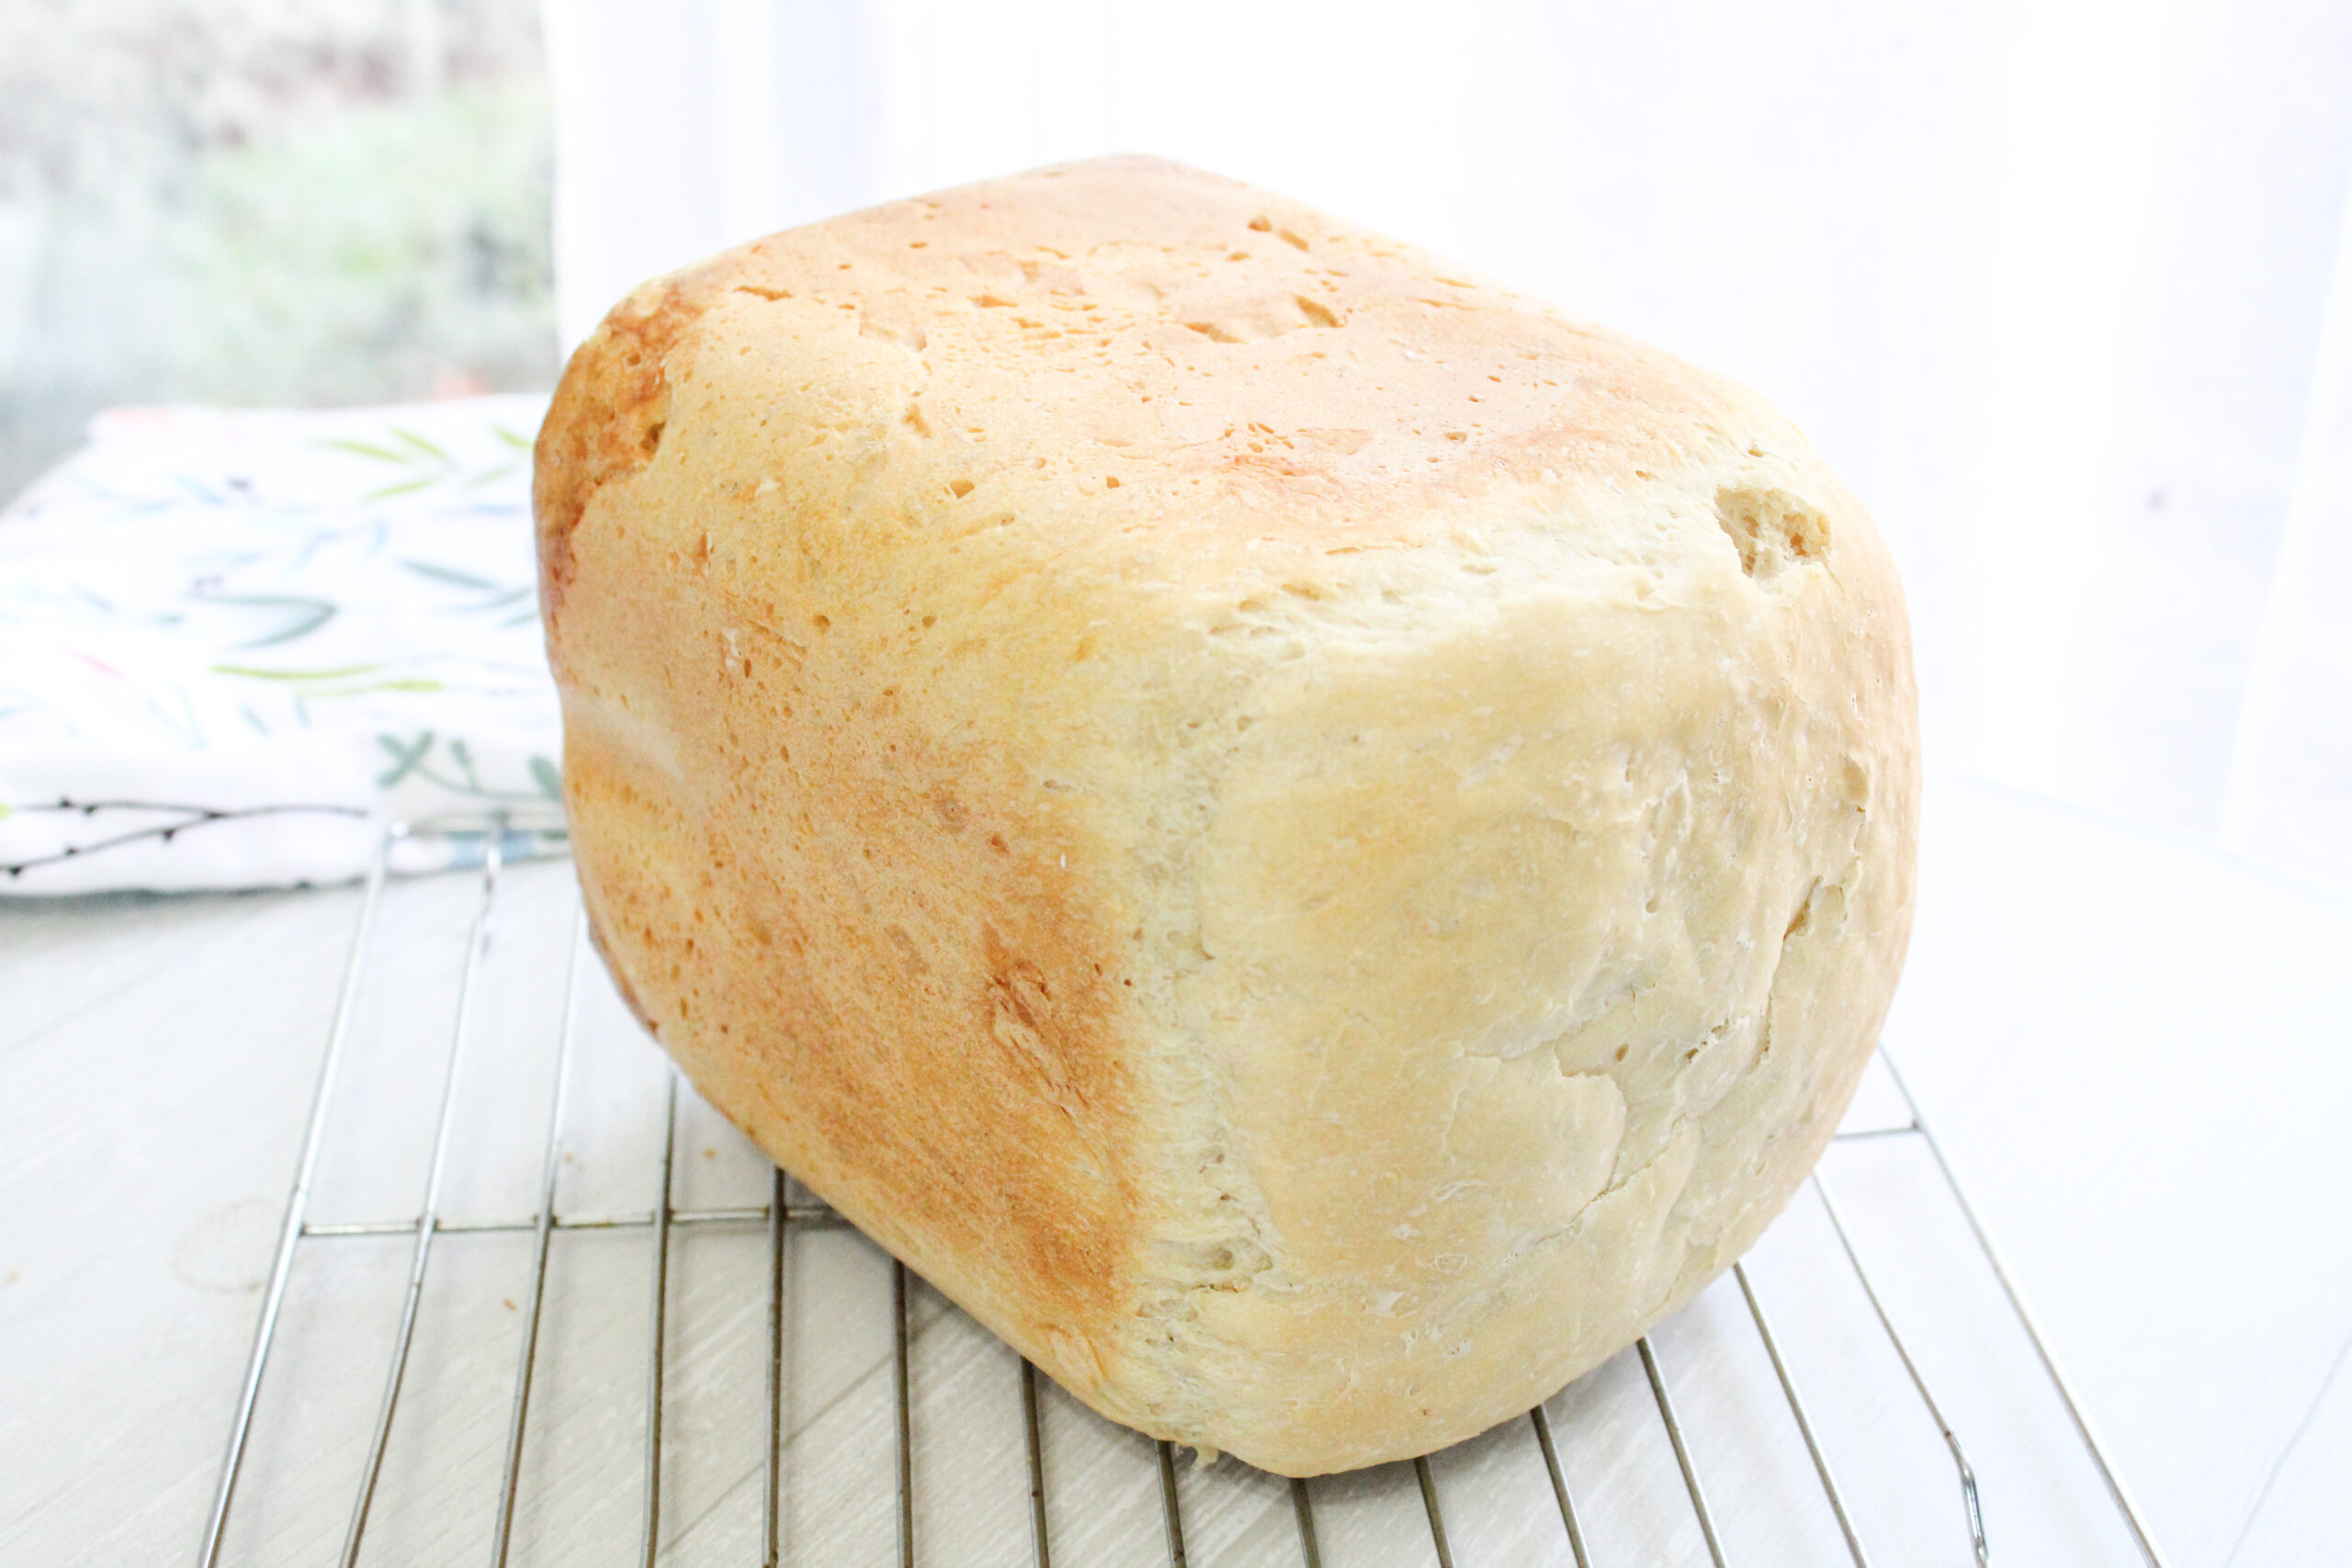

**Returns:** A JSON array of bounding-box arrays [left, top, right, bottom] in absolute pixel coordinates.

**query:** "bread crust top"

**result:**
[[539, 155, 1761, 627]]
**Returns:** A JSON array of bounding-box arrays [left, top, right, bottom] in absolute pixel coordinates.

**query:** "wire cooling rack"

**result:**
[[193, 823, 2174, 1568]]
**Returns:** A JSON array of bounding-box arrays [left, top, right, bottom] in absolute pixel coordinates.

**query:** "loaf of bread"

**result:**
[[535, 156, 1917, 1475]]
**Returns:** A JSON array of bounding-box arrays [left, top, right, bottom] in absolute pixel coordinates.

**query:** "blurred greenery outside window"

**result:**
[[0, 0, 558, 501]]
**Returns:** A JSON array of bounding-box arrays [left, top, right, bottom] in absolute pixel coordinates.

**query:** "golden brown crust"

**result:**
[[536, 155, 1919, 1473], [554, 558, 1147, 1349], [534, 268, 718, 629]]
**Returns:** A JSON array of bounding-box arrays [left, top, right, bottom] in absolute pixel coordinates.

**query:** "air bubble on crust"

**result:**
[[1294, 295, 1340, 329], [1713, 486, 1830, 583]]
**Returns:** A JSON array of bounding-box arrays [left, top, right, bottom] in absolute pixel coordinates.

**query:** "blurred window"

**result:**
[[0, 0, 556, 499]]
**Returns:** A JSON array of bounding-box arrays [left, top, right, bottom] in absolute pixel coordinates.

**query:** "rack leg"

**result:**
[[1640, 1336, 1730, 1568], [490, 904, 585, 1568], [195, 831, 395, 1568], [639, 1072, 678, 1568], [342, 837, 504, 1568]]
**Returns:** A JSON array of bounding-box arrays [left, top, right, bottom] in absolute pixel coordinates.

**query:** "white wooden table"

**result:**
[[4, 773, 2346, 1567]]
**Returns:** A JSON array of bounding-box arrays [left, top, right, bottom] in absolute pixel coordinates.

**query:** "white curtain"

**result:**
[[540, 0, 2352, 884]]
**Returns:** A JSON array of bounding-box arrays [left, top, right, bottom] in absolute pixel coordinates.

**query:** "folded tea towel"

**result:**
[[0, 395, 565, 895]]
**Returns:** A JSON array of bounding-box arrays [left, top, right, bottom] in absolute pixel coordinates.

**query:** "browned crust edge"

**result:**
[[534, 269, 716, 632]]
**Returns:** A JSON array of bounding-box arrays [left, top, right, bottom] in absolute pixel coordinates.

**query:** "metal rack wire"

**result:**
[[194, 824, 2174, 1568]]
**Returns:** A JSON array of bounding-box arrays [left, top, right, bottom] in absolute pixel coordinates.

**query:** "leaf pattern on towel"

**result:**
[[0, 394, 563, 890]]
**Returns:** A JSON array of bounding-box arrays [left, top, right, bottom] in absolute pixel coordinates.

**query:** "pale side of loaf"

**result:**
[[535, 156, 1917, 1476]]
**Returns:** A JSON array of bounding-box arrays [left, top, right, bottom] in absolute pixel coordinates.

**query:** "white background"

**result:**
[[544, 0, 2352, 886]]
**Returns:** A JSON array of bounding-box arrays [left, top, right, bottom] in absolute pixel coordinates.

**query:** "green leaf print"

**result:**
[[201, 594, 338, 648], [401, 559, 502, 590], [390, 426, 451, 464], [364, 475, 440, 502], [316, 437, 411, 463], [377, 730, 435, 785], [212, 662, 385, 682]]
